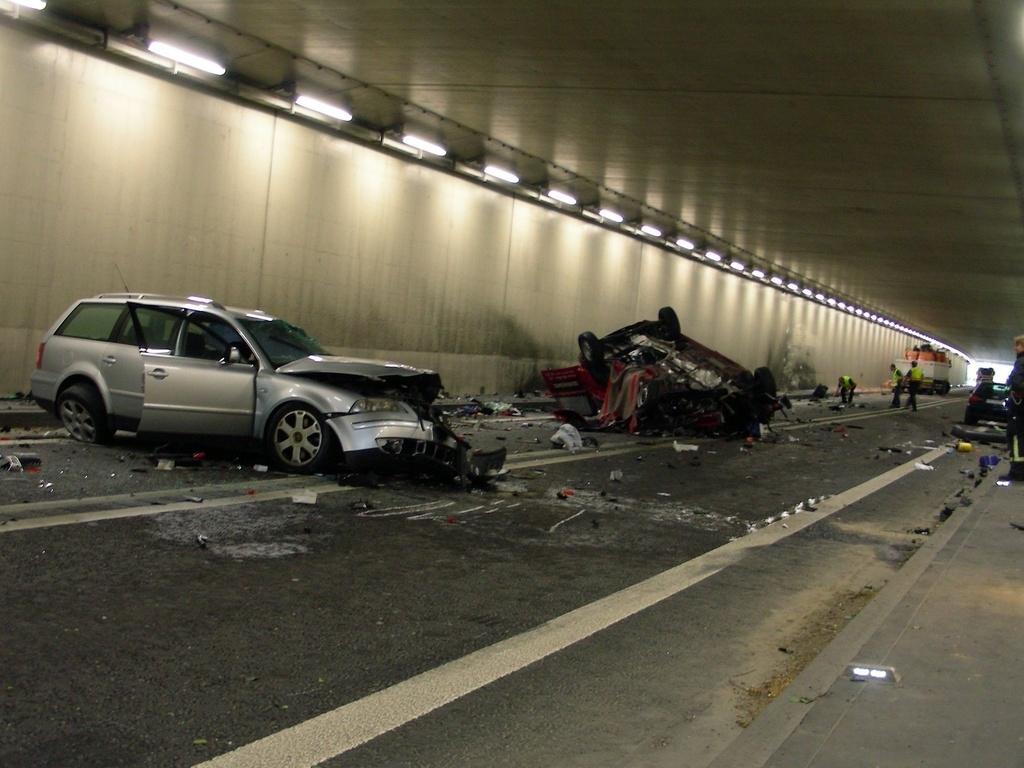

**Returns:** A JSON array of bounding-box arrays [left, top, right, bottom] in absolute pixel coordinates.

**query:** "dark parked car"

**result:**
[[963, 381, 1009, 425]]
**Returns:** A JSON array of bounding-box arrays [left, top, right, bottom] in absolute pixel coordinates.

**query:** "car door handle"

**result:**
[[148, 369, 168, 380], [102, 355, 117, 365]]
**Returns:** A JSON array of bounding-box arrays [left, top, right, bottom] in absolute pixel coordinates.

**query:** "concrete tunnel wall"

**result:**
[[0, 24, 963, 399]]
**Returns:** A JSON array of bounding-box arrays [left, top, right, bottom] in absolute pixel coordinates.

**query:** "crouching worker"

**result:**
[[1004, 334, 1024, 483], [835, 375, 857, 404]]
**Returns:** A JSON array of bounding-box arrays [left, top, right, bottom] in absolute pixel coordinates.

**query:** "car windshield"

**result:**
[[239, 316, 327, 367]]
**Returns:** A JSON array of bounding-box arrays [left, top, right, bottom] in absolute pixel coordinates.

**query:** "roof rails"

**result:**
[[94, 293, 226, 309]]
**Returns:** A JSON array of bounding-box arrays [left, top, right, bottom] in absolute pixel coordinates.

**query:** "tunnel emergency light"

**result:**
[[147, 41, 226, 76], [484, 165, 519, 183], [599, 208, 624, 222], [547, 189, 577, 205], [751, 269, 765, 279], [729, 261, 745, 272], [12, 0, 46, 9], [402, 134, 446, 156], [705, 250, 722, 262], [847, 664, 899, 684], [676, 238, 695, 250], [641, 225, 662, 237], [295, 95, 352, 122]]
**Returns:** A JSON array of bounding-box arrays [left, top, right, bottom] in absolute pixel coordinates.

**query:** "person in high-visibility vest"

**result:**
[[835, 375, 857, 404], [905, 360, 924, 411], [889, 364, 903, 408], [1004, 334, 1024, 483]]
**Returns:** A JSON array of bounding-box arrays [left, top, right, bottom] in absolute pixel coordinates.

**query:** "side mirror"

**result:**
[[223, 344, 252, 366]]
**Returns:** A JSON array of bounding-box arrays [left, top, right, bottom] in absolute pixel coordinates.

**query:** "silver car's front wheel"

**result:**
[[267, 405, 332, 473]]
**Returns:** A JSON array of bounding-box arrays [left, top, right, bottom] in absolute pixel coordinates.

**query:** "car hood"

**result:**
[[277, 356, 443, 403]]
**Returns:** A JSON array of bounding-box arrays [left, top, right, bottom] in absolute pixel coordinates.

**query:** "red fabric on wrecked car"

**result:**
[[599, 361, 659, 433]]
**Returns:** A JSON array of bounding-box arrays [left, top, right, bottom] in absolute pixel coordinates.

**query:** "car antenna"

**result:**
[[114, 263, 130, 293]]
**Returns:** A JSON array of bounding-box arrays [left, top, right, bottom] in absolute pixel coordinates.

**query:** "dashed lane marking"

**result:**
[[193, 446, 951, 768], [0, 483, 355, 534]]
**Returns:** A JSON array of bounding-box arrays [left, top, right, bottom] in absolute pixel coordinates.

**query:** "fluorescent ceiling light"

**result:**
[[870, 313, 878, 320], [402, 134, 446, 156], [484, 165, 519, 184], [729, 261, 745, 271], [855, 308, 864, 315], [770, 276, 784, 286], [787, 282, 799, 291], [827, 298, 837, 306], [676, 238, 695, 250], [751, 269, 766, 279], [12, 0, 46, 9], [295, 94, 352, 122], [705, 250, 722, 262], [641, 225, 662, 237], [801, 288, 813, 296], [838, 302, 847, 310], [148, 41, 226, 76], [599, 208, 623, 223], [814, 293, 825, 301], [548, 189, 577, 205]]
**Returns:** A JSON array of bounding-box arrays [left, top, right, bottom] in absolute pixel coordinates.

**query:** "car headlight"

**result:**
[[349, 398, 404, 414]]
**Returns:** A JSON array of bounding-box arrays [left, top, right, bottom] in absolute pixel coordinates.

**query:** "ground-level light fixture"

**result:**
[[599, 208, 624, 223], [846, 664, 899, 684], [295, 94, 352, 121], [641, 225, 662, 237], [484, 165, 519, 184], [148, 40, 226, 76], [402, 134, 446, 157]]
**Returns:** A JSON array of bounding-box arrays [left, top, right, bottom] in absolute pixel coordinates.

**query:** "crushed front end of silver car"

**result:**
[[272, 357, 506, 483]]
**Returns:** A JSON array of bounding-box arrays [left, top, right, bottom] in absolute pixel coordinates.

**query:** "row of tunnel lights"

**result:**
[[8, 2, 970, 361]]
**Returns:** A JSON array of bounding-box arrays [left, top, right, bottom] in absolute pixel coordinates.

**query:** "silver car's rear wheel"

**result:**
[[57, 383, 113, 445], [267, 405, 333, 473]]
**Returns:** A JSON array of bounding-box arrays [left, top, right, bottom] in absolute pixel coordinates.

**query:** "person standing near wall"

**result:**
[[889, 363, 903, 408], [905, 360, 923, 411], [1004, 334, 1024, 482]]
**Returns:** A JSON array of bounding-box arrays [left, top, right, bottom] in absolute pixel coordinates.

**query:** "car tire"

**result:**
[[266, 404, 334, 474], [963, 410, 978, 426], [578, 331, 604, 364], [657, 306, 681, 340], [57, 383, 113, 445]]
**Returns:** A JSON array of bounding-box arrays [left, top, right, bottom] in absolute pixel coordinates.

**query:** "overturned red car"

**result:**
[[542, 307, 790, 435]]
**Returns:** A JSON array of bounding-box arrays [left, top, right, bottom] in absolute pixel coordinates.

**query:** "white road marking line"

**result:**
[[548, 509, 586, 533], [356, 500, 455, 518], [0, 477, 307, 516], [408, 504, 485, 521], [0, 483, 354, 534], [193, 445, 951, 768]]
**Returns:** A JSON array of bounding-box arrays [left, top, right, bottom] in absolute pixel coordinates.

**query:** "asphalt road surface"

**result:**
[[0, 392, 991, 767]]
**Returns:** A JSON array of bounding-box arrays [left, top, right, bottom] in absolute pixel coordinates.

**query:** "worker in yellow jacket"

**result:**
[[835, 375, 857, 404], [905, 360, 924, 411]]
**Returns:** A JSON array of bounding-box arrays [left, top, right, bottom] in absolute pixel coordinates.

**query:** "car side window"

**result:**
[[56, 303, 125, 342], [130, 306, 183, 355], [181, 314, 251, 362]]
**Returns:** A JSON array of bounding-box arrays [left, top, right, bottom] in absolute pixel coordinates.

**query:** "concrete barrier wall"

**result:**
[[1, 24, 937, 399]]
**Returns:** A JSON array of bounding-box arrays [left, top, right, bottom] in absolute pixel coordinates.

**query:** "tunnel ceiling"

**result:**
[[38, 0, 1024, 363]]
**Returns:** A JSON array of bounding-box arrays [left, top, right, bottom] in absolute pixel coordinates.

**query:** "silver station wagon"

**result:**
[[30, 294, 504, 478]]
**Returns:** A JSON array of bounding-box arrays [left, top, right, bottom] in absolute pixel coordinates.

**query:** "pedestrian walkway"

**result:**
[[710, 475, 1024, 767]]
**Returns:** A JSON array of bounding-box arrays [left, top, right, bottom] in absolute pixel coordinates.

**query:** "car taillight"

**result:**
[[968, 394, 982, 405], [35, 342, 45, 369]]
